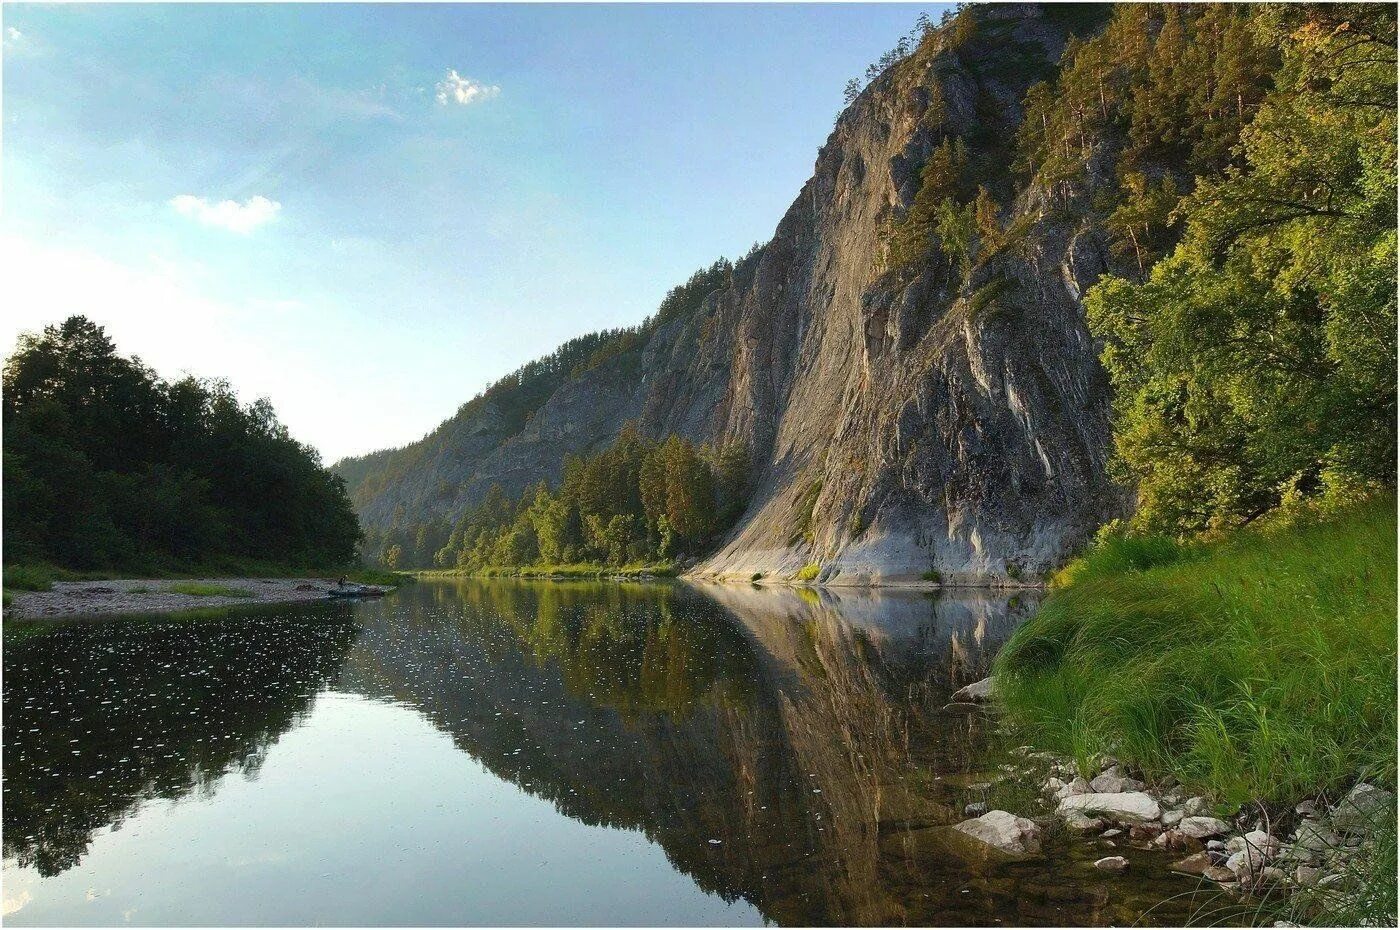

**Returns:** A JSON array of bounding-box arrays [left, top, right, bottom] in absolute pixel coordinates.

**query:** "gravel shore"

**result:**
[[7, 577, 354, 619]]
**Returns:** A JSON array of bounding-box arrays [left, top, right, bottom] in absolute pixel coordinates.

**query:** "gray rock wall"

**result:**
[[340, 4, 1128, 583]]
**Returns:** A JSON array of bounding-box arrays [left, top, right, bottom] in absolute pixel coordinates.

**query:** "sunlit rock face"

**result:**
[[336, 4, 1128, 584]]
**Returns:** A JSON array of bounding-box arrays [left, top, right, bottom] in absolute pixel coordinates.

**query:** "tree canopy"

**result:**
[[1081, 4, 1397, 533], [3, 316, 362, 570], [362, 425, 750, 571]]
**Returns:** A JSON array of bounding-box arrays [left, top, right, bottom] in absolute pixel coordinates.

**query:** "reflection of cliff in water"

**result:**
[[340, 580, 1078, 925], [2, 606, 359, 877]]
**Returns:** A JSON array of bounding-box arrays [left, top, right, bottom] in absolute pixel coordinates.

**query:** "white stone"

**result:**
[[1062, 809, 1106, 832], [1162, 809, 1183, 828], [1293, 865, 1321, 887], [1178, 816, 1232, 839], [1226, 830, 1281, 880], [1225, 851, 1253, 881], [1244, 830, 1282, 859], [1090, 770, 1130, 793], [950, 677, 995, 703], [1057, 791, 1161, 824], [952, 809, 1041, 856], [1055, 776, 1092, 801], [1291, 819, 1338, 855], [1094, 855, 1129, 873], [1332, 782, 1394, 834], [1182, 796, 1212, 817]]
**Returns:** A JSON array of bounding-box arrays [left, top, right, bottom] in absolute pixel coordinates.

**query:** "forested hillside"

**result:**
[[338, 3, 1396, 581], [3, 317, 362, 572]]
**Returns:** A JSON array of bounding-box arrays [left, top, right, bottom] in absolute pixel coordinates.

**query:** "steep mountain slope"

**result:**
[[336, 4, 1167, 584]]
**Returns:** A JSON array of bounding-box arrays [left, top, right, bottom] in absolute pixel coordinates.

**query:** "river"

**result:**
[[3, 579, 1213, 925]]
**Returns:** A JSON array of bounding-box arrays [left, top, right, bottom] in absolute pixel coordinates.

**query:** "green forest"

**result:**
[[368, 426, 750, 573], [991, 8, 1396, 922], [889, 2, 1394, 537], [3, 316, 362, 574]]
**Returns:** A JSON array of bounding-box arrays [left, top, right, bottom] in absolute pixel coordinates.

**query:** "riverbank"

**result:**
[[4, 573, 407, 620], [417, 562, 680, 581], [978, 496, 1397, 924]]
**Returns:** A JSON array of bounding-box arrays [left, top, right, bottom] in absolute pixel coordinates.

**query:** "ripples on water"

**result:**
[[3, 581, 1209, 926]]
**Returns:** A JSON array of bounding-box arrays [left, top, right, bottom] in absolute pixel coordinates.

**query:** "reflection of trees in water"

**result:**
[[342, 581, 1058, 925], [5, 584, 1196, 926], [2, 610, 358, 877]]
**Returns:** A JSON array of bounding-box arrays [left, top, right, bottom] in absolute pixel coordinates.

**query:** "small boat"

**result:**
[[327, 584, 388, 599]]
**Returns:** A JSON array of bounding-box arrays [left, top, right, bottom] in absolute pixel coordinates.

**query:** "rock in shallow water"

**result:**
[[1178, 816, 1232, 839], [1203, 865, 1237, 883], [950, 677, 995, 703], [1094, 855, 1129, 873], [953, 809, 1041, 856], [1058, 791, 1162, 824], [1153, 829, 1201, 851], [1170, 851, 1213, 876]]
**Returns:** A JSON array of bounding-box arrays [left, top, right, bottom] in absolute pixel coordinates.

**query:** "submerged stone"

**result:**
[[952, 809, 1041, 856]]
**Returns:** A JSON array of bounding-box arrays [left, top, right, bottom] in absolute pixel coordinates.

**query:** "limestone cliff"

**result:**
[[336, 4, 1129, 584]]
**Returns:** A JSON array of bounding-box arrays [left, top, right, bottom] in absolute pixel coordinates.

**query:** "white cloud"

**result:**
[[434, 70, 500, 107], [169, 194, 281, 234], [6, 27, 22, 42]]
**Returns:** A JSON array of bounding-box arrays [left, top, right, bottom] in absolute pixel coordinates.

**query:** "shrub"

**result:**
[[794, 562, 822, 582], [3, 565, 56, 592]]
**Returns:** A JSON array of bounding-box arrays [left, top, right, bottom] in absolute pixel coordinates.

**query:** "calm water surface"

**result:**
[[3, 580, 1211, 925]]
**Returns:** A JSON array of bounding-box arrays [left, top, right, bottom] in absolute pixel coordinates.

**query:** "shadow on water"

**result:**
[[2, 580, 1227, 925]]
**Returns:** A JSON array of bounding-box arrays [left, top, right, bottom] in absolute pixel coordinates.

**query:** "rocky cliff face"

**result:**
[[337, 4, 1127, 584]]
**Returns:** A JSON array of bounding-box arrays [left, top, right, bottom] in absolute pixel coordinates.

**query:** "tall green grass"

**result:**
[[995, 497, 1397, 811]]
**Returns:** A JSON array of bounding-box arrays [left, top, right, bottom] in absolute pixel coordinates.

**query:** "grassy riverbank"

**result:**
[[994, 497, 1396, 810]]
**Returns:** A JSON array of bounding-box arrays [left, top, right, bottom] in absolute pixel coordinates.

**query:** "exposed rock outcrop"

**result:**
[[336, 4, 1128, 583]]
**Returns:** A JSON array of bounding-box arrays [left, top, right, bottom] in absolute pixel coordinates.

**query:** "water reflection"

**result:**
[[3, 605, 358, 877], [3, 581, 1209, 926]]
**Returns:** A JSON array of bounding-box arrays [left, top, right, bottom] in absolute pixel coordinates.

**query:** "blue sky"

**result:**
[[2, 3, 943, 462]]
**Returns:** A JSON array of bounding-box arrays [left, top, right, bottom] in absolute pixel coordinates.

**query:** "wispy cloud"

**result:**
[[434, 70, 500, 107], [169, 194, 281, 234], [3, 25, 31, 54]]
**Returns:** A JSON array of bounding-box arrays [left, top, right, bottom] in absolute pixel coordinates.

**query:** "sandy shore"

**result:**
[[6, 577, 360, 620]]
